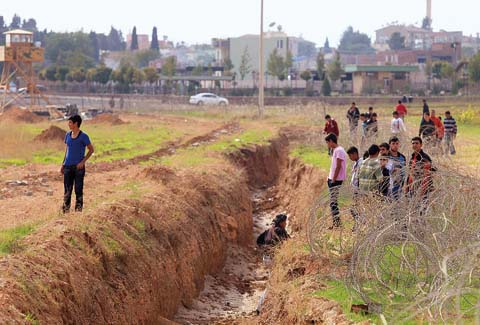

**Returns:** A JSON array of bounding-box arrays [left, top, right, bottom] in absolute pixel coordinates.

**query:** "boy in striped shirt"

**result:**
[[443, 111, 457, 155]]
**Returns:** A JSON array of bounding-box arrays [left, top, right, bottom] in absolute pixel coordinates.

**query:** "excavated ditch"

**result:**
[[0, 134, 323, 324]]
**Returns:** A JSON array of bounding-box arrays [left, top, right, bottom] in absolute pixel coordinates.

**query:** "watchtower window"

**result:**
[[6, 34, 33, 46]]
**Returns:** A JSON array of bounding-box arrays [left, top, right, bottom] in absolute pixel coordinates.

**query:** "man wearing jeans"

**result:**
[[325, 133, 347, 228], [61, 115, 94, 213]]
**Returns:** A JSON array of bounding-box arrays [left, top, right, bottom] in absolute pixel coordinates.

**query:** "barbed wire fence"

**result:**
[[303, 114, 480, 323]]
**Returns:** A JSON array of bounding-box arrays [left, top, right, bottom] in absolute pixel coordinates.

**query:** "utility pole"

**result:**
[[258, 0, 265, 118]]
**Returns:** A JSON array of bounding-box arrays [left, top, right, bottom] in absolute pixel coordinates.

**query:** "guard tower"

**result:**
[[0, 29, 49, 112]]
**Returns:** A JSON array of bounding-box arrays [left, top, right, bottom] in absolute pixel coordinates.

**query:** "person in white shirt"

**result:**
[[391, 111, 407, 136], [325, 133, 347, 229]]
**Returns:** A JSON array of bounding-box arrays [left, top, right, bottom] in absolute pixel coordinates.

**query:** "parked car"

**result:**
[[189, 93, 229, 106], [18, 84, 47, 94]]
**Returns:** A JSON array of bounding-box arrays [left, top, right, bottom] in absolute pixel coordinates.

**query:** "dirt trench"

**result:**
[[0, 133, 323, 324]]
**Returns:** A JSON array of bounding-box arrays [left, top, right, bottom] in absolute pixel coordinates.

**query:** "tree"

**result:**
[[338, 26, 374, 54], [422, 17, 432, 30], [441, 64, 455, 80], [469, 52, 480, 83], [285, 51, 293, 74], [223, 58, 234, 76], [267, 48, 286, 80], [316, 52, 325, 80], [162, 56, 177, 77], [89, 32, 100, 62], [239, 46, 252, 80], [192, 65, 203, 76], [55, 66, 69, 82], [10, 14, 21, 29], [0, 16, 5, 46], [151, 27, 159, 51], [68, 68, 86, 83], [22, 18, 37, 31], [324, 38, 331, 53], [107, 26, 124, 51], [132, 68, 145, 84], [94, 66, 113, 84], [134, 49, 160, 68], [327, 52, 343, 82], [388, 32, 405, 50], [300, 70, 311, 82], [44, 66, 57, 81], [131, 26, 139, 51], [143, 67, 159, 84], [44, 32, 96, 68], [322, 78, 332, 96]]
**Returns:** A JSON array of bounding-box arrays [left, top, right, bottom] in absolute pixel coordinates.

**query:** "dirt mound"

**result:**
[[90, 113, 126, 125], [0, 107, 44, 123], [34, 125, 66, 142], [0, 167, 253, 324]]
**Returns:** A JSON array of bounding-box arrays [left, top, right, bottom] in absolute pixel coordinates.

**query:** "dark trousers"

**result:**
[[63, 165, 85, 213], [328, 179, 343, 226]]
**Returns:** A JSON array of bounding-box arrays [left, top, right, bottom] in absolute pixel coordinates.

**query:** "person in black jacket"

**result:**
[[346, 102, 360, 141], [419, 112, 436, 145], [257, 214, 290, 246], [422, 99, 430, 115], [407, 137, 436, 201]]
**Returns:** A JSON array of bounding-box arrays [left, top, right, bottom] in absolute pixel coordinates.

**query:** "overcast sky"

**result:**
[[3, 0, 479, 46]]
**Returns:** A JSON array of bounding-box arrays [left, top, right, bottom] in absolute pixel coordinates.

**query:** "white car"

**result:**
[[189, 93, 229, 106]]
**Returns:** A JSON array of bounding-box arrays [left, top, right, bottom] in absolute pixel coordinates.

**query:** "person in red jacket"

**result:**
[[323, 114, 339, 136], [323, 115, 339, 155], [430, 110, 444, 150], [395, 100, 408, 120]]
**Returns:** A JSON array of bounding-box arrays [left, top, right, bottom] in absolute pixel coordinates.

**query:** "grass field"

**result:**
[[1, 101, 479, 323]]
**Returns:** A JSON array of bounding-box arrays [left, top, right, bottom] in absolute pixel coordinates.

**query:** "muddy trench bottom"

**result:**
[[174, 187, 283, 325]]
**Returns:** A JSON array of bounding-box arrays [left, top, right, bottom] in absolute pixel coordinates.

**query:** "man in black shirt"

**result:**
[[419, 112, 436, 146], [422, 99, 430, 115]]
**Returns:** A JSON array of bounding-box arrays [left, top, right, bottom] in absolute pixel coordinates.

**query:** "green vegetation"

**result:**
[[291, 145, 330, 170], [24, 312, 39, 325], [0, 225, 36, 256], [0, 122, 182, 168], [161, 128, 272, 168], [0, 158, 28, 168], [314, 280, 378, 322]]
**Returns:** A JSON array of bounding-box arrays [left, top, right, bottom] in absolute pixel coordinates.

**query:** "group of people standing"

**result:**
[[418, 100, 458, 155], [323, 99, 456, 229]]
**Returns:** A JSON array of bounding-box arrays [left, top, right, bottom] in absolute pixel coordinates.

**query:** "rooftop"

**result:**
[[3, 29, 33, 35], [345, 65, 419, 73]]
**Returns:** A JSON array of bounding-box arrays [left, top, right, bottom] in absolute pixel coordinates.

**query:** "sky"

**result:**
[[2, 0, 479, 47]]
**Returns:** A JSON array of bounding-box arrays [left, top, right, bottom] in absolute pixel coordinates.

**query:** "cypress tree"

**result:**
[[131, 26, 139, 50], [151, 27, 159, 51]]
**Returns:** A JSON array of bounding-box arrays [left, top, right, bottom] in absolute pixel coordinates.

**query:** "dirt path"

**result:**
[[0, 122, 241, 231], [174, 189, 282, 324]]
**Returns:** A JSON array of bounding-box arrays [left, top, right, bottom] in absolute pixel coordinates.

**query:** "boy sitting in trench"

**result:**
[[257, 214, 290, 246]]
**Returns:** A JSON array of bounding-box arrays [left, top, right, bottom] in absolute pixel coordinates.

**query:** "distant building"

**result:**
[[211, 38, 230, 64], [375, 25, 462, 51], [228, 32, 314, 80], [342, 42, 461, 67], [345, 65, 418, 95], [126, 34, 150, 50]]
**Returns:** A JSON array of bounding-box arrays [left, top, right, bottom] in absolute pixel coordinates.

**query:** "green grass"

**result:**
[[291, 145, 331, 170], [1, 122, 183, 167], [314, 280, 379, 323], [161, 128, 273, 168], [0, 224, 36, 256], [24, 311, 39, 325], [0, 158, 28, 168], [207, 128, 272, 152]]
